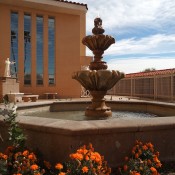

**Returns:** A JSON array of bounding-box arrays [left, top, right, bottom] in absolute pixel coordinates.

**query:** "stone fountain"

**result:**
[[72, 17, 124, 118]]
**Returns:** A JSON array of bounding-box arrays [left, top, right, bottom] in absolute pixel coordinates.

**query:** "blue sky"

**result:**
[[73, 0, 175, 73]]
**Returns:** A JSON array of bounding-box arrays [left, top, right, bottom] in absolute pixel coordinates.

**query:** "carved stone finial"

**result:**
[[92, 17, 105, 35]]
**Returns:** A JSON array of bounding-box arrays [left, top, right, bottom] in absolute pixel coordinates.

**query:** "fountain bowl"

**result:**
[[1, 99, 174, 167], [72, 70, 124, 118], [72, 70, 124, 91], [82, 34, 115, 52]]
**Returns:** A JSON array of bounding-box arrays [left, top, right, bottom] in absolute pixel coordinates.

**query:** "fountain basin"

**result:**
[[72, 70, 124, 91], [82, 35, 115, 53], [0, 100, 175, 167], [72, 70, 124, 118]]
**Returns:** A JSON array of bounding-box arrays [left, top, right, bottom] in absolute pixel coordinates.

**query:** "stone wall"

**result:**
[[0, 109, 175, 167], [0, 77, 19, 101]]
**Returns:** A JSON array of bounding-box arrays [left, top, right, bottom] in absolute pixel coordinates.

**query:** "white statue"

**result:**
[[4, 58, 15, 77]]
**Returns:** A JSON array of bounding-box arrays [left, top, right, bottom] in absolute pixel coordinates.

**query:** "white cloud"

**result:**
[[73, 0, 175, 73], [105, 34, 175, 55], [107, 57, 175, 74], [85, 34, 175, 56], [84, 34, 175, 74], [74, 0, 175, 33]]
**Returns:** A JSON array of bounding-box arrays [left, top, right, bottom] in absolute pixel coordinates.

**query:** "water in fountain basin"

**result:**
[[18, 106, 158, 121]]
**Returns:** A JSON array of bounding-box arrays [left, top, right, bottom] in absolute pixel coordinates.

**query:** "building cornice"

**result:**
[[0, 0, 88, 15]]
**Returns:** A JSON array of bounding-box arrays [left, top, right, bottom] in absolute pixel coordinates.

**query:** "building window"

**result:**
[[24, 14, 31, 85], [48, 17, 55, 85], [36, 16, 44, 85], [10, 12, 18, 78]]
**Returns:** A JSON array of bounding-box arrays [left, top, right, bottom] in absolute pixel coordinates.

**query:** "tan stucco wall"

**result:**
[[0, 2, 88, 98], [0, 5, 11, 75], [80, 13, 86, 57]]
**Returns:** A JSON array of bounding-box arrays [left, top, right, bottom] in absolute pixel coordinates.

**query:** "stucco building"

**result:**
[[0, 0, 91, 99]]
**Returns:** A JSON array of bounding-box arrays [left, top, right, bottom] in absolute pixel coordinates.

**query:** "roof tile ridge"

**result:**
[[55, 0, 88, 10]]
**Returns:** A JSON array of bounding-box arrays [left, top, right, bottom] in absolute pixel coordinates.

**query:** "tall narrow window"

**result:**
[[48, 17, 55, 85], [24, 14, 31, 85], [36, 16, 44, 85], [10, 12, 18, 78]]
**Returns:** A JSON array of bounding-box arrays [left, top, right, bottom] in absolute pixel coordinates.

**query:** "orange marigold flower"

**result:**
[[150, 167, 157, 174], [55, 163, 63, 170], [94, 152, 101, 163], [70, 153, 83, 160], [153, 156, 160, 163], [59, 173, 66, 175], [142, 145, 148, 150], [2, 154, 8, 160], [30, 164, 39, 170], [135, 153, 139, 159], [135, 173, 141, 175], [23, 150, 29, 157], [28, 155, 33, 159], [147, 142, 154, 148], [70, 153, 75, 159], [85, 155, 89, 161], [156, 162, 162, 168], [90, 154, 96, 161], [28, 153, 37, 161], [82, 166, 89, 173], [130, 171, 140, 175], [77, 148, 88, 155], [76, 153, 83, 160]]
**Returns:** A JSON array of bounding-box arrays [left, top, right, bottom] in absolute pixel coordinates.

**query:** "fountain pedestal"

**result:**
[[73, 17, 125, 119], [85, 91, 112, 118]]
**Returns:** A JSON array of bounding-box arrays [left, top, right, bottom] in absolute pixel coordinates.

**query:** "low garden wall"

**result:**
[[1, 113, 175, 167]]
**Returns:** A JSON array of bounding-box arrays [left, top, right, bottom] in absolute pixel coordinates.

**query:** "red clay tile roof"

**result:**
[[55, 0, 88, 10], [126, 68, 175, 78]]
